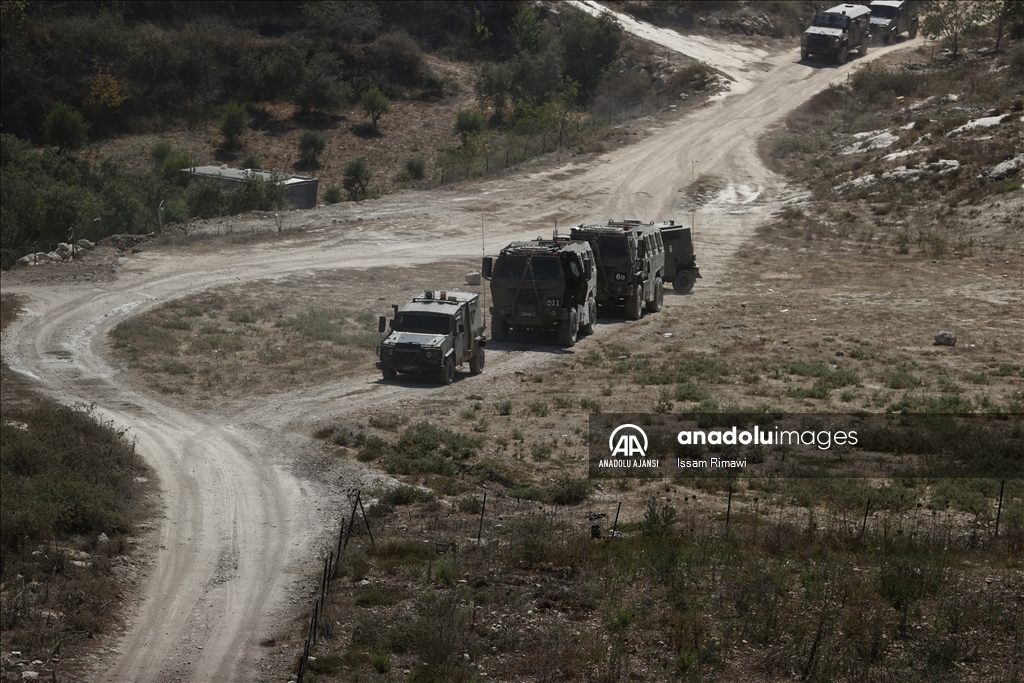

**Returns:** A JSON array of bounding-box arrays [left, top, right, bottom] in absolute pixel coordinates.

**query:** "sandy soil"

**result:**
[[0, 8, 929, 682]]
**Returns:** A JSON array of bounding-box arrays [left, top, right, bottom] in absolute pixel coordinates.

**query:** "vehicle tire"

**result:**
[[801, 48, 809, 60], [647, 278, 664, 313], [469, 347, 485, 375], [860, 39, 868, 56], [673, 270, 696, 294], [836, 45, 847, 64], [491, 316, 508, 342], [580, 299, 596, 336], [884, 30, 892, 45], [909, 21, 917, 39], [558, 308, 578, 348], [440, 357, 455, 385], [381, 367, 397, 380], [625, 286, 643, 320]]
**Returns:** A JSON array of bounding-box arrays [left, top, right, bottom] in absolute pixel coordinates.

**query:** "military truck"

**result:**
[[869, 0, 918, 44], [482, 236, 597, 347], [569, 220, 665, 320], [801, 3, 872, 63], [658, 221, 702, 294], [376, 290, 486, 384]]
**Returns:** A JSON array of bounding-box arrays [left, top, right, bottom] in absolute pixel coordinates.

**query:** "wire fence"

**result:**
[[295, 489, 375, 683]]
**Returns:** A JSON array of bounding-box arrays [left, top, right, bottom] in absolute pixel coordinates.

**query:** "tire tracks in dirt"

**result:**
[[0, 16, 922, 682]]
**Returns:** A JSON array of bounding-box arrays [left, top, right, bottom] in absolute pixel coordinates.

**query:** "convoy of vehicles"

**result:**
[[376, 218, 701, 382], [801, 3, 872, 63]]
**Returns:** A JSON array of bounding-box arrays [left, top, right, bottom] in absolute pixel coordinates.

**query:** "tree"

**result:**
[[297, 130, 326, 168], [560, 6, 622, 102], [43, 104, 88, 154], [995, 0, 1024, 51], [454, 110, 485, 145], [342, 158, 372, 200], [220, 103, 249, 149], [295, 52, 352, 113], [361, 88, 390, 130], [922, 0, 997, 59]]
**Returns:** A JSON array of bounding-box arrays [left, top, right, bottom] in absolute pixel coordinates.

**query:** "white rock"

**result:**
[[465, 271, 482, 286]]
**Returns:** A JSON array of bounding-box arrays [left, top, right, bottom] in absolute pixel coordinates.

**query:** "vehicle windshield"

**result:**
[[493, 255, 562, 281], [394, 312, 452, 334], [870, 5, 898, 19], [812, 12, 850, 28], [596, 235, 631, 259]]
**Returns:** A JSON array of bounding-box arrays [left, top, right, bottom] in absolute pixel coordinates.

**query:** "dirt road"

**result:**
[[0, 10, 922, 682]]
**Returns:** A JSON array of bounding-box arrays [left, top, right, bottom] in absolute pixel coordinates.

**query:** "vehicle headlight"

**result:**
[[831, 37, 840, 45], [425, 350, 433, 359], [387, 348, 394, 356]]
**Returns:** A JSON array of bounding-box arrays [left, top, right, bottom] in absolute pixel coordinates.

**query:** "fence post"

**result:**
[[860, 499, 871, 539], [995, 480, 1005, 537], [725, 485, 733, 532], [357, 494, 376, 548], [611, 501, 622, 537], [343, 492, 360, 550], [477, 492, 487, 544]]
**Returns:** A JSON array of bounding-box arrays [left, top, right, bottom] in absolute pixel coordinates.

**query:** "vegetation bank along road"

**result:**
[[0, 10, 922, 682]]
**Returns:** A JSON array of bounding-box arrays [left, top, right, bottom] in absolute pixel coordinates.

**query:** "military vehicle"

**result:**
[[869, 0, 918, 44], [376, 290, 486, 384], [569, 220, 665, 320], [658, 221, 702, 294], [801, 3, 872, 63], [482, 236, 597, 347]]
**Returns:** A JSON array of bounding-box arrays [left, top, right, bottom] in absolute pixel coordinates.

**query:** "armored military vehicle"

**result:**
[[869, 0, 918, 44], [801, 3, 872, 63], [658, 221, 702, 294], [482, 236, 597, 347], [376, 290, 486, 384], [569, 220, 665, 320]]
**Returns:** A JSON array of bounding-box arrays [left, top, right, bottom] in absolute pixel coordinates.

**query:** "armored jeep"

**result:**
[[376, 290, 486, 384], [482, 236, 597, 347], [657, 221, 702, 294], [869, 0, 918, 44], [569, 220, 665, 320], [802, 3, 872, 63]]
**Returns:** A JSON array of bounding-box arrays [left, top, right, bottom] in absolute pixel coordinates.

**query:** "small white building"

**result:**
[[186, 166, 319, 210]]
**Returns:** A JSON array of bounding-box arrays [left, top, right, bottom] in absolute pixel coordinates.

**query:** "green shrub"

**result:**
[[404, 156, 426, 180], [361, 87, 390, 129], [454, 109, 486, 144], [44, 104, 89, 153], [184, 178, 226, 219], [343, 158, 372, 200], [295, 52, 351, 113], [322, 185, 342, 204], [297, 130, 326, 168], [220, 103, 249, 149], [150, 140, 173, 164], [241, 151, 262, 169]]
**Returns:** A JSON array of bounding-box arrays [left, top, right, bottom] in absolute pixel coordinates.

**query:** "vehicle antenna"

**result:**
[[481, 219, 488, 329]]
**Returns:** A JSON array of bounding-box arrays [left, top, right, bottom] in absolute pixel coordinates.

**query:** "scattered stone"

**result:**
[[98, 532, 109, 544], [22, 672, 40, 681], [980, 154, 1024, 180], [836, 351, 844, 357], [934, 331, 956, 346], [465, 271, 482, 286], [77, 239, 95, 250]]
